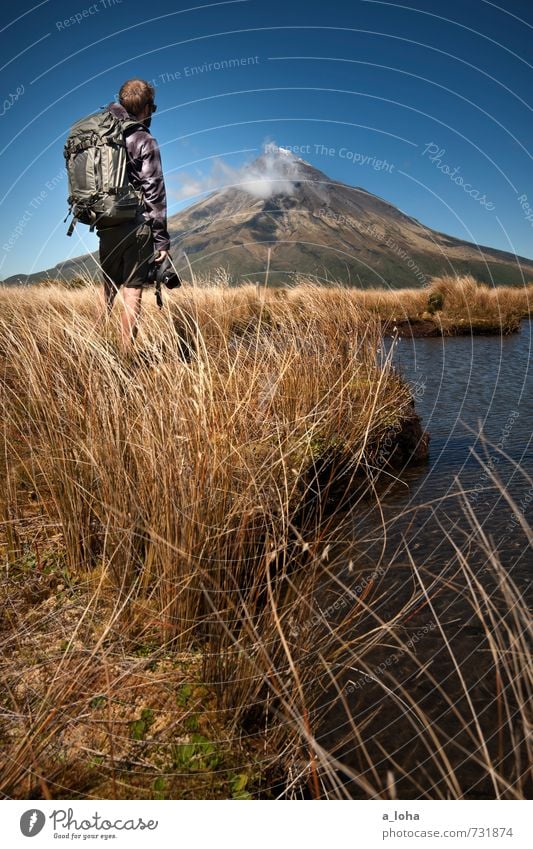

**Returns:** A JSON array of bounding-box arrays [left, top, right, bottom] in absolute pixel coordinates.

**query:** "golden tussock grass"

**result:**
[[301, 273, 533, 332], [0, 280, 530, 799]]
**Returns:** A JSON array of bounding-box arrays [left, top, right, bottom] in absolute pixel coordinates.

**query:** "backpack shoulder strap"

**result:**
[[120, 117, 144, 133]]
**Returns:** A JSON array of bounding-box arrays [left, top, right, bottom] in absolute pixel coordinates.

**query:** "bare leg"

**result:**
[[94, 280, 120, 331], [121, 286, 143, 349]]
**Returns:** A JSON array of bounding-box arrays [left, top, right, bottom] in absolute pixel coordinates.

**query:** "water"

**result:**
[[317, 321, 532, 798], [354, 319, 533, 580]]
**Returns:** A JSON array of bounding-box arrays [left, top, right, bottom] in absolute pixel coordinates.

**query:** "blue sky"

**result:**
[[1, 0, 532, 278]]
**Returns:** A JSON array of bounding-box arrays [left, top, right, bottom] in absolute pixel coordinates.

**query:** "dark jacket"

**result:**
[[106, 102, 170, 252]]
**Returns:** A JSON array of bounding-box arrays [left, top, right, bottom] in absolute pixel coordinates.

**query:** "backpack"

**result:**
[[64, 108, 144, 236]]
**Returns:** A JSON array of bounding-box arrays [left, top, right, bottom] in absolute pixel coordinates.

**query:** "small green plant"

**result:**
[[230, 773, 252, 800], [133, 642, 159, 657], [176, 683, 193, 706], [172, 733, 220, 771], [427, 291, 444, 314], [184, 713, 199, 732], [153, 777, 167, 799], [130, 708, 155, 741]]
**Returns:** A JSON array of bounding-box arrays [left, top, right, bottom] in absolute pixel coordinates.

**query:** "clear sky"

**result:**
[[1, 0, 532, 279]]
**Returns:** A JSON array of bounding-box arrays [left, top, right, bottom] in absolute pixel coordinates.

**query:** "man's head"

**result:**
[[118, 78, 157, 127]]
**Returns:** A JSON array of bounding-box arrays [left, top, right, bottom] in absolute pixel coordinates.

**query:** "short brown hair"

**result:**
[[119, 78, 155, 116]]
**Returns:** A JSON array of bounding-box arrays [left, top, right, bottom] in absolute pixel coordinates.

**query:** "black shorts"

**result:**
[[98, 218, 153, 290]]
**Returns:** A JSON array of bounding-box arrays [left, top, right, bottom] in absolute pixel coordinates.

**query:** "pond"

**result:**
[[317, 320, 532, 799], [369, 319, 532, 574]]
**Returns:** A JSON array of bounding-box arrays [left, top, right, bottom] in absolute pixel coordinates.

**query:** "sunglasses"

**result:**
[[150, 103, 157, 114]]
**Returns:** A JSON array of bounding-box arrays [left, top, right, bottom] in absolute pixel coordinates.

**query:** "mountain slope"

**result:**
[[5, 147, 533, 287]]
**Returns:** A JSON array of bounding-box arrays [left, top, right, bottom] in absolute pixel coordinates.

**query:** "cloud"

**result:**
[[240, 146, 301, 198], [169, 143, 306, 202]]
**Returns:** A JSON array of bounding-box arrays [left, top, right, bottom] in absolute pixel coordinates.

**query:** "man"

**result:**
[[97, 78, 170, 349]]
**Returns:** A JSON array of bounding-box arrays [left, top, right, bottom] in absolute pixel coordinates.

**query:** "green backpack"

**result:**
[[64, 108, 143, 236]]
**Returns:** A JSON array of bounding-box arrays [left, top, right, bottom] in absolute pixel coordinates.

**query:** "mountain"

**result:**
[[5, 147, 533, 287]]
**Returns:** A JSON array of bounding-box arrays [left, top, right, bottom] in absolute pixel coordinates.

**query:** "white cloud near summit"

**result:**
[[169, 144, 303, 202]]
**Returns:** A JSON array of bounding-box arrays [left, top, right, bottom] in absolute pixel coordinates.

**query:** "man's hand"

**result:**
[[154, 250, 169, 264]]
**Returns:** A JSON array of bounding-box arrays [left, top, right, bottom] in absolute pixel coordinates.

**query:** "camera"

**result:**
[[147, 253, 181, 289]]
